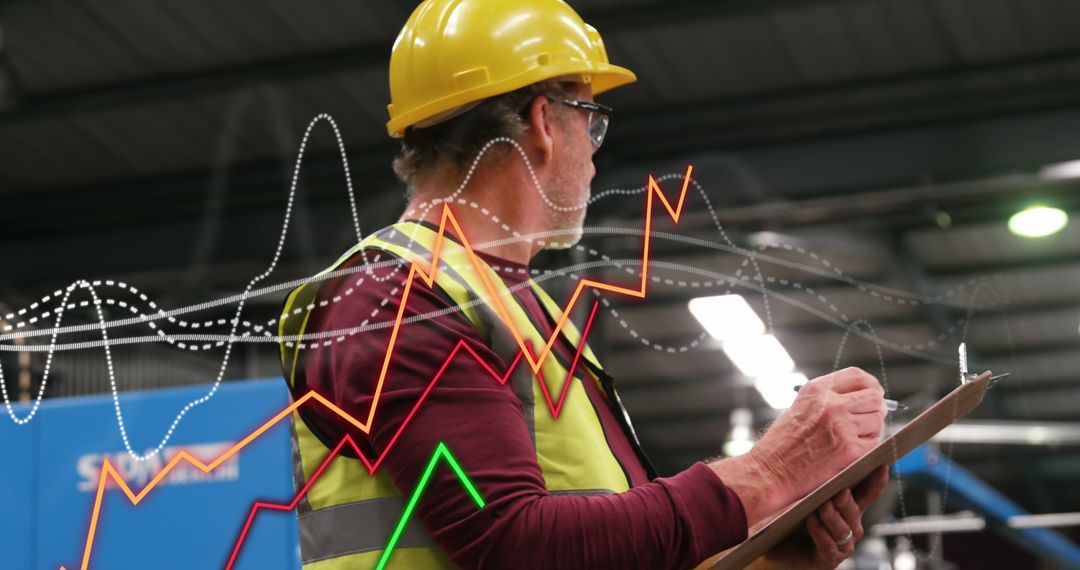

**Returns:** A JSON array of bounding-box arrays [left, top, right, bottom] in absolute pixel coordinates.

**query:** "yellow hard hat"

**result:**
[[386, 0, 636, 137]]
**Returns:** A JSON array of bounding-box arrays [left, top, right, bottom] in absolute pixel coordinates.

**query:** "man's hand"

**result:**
[[749, 465, 890, 570], [755, 367, 886, 512], [710, 367, 887, 525]]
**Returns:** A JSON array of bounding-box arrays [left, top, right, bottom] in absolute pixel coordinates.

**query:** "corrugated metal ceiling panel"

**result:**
[[1, 4, 111, 94], [936, 264, 1080, 307], [906, 220, 1080, 270], [0, 74, 391, 190], [840, 1, 910, 75], [0, 0, 406, 95], [1013, 0, 1080, 53], [771, 5, 864, 84], [875, 0, 954, 69]]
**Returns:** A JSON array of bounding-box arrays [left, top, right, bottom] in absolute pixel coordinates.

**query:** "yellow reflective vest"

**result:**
[[279, 220, 653, 568]]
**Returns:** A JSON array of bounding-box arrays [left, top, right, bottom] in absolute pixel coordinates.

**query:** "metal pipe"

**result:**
[[894, 445, 1080, 569], [873, 512, 1080, 535], [888, 420, 1080, 446], [1010, 513, 1080, 529], [872, 513, 986, 536]]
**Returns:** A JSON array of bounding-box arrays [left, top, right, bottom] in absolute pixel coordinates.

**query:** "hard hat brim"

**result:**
[[387, 63, 637, 138]]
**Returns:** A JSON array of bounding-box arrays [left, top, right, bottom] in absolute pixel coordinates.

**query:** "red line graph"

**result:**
[[225, 434, 365, 569], [224, 299, 599, 568], [64, 165, 693, 570], [71, 300, 598, 570]]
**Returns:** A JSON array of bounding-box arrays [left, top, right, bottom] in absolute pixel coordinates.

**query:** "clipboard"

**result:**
[[696, 370, 995, 569]]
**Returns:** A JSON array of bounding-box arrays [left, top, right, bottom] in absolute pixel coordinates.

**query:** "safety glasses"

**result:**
[[553, 98, 612, 154]]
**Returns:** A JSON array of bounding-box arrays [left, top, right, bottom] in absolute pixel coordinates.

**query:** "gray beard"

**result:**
[[543, 210, 586, 250], [542, 173, 588, 250]]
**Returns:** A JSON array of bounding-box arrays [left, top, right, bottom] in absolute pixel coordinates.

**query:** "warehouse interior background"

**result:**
[[2, 0, 1080, 569]]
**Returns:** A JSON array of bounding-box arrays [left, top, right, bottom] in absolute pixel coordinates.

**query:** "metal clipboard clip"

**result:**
[[959, 342, 1010, 388]]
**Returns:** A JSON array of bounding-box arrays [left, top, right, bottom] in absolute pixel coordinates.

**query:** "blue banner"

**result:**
[[0, 379, 300, 569]]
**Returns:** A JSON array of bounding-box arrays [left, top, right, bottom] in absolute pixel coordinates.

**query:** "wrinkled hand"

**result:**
[[751, 367, 887, 512], [709, 367, 888, 527], [751, 465, 890, 570]]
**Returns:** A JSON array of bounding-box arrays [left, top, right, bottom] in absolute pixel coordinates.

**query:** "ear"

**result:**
[[523, 95, 558, 164]]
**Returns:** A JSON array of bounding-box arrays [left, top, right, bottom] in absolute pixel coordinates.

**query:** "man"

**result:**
[[279, 0, 889, 568]]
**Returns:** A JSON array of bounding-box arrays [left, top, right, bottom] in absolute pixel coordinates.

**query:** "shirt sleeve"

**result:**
[[304, 253, 749, 569]]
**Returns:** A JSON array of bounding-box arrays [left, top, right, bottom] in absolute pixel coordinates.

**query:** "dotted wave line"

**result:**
[[1, 125, 1014, 473], [0, 112, 364, 460]]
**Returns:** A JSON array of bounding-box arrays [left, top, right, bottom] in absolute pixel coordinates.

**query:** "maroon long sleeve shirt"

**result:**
[[293, 234, 748, 569]]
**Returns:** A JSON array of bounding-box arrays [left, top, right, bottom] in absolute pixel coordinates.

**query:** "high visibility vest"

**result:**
[[279, 220, 655, 568]]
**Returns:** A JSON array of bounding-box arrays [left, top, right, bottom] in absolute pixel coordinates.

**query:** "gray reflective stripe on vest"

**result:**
[[373, 226, 538, 444], [298, 490, 617, 563], [299, 497, 435, 564], [288, 417, 313, 516]]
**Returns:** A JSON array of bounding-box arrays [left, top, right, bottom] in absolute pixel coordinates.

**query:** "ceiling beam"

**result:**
[[604, 301, 1080, 348], [926, 251, 1080, 279], [667, 171, 1080, 232], [0, 138, 400, 239], [609, 48, 1080, 160], [611, 343, 1080, 392], [0, 0, 863, 125]]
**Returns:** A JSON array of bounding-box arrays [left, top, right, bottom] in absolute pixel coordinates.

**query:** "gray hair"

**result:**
[[392, 79, 580, 190]]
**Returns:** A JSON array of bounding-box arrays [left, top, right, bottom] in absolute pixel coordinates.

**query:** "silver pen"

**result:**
[[792, 385, 908, 412]]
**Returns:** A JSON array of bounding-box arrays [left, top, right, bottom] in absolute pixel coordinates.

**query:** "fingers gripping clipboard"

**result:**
[[696, 370, 995, 570]]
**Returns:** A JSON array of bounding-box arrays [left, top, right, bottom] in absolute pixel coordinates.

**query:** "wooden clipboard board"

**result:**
[[696, 370, 994, 569]]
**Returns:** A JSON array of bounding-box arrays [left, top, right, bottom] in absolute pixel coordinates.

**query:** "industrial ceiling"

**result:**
[[2, 0, 1079, 561]]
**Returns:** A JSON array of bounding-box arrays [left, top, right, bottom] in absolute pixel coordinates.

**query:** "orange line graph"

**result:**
[[62, 164, 693, 569], [225, 297, 602, 568], [72, 298, 601, 570], [362, 164, 692, 430]]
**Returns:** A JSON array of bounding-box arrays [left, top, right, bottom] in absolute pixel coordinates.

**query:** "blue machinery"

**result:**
[[894, 445, 1080, 569]]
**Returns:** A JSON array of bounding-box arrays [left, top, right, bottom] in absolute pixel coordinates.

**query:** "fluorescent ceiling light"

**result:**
[[754, 372, 808, 409], [688, 295, 764, 341], [1008, 206, 1068, 238], [1040, 159, 1080, 180], [722, 334, 795, 377]]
